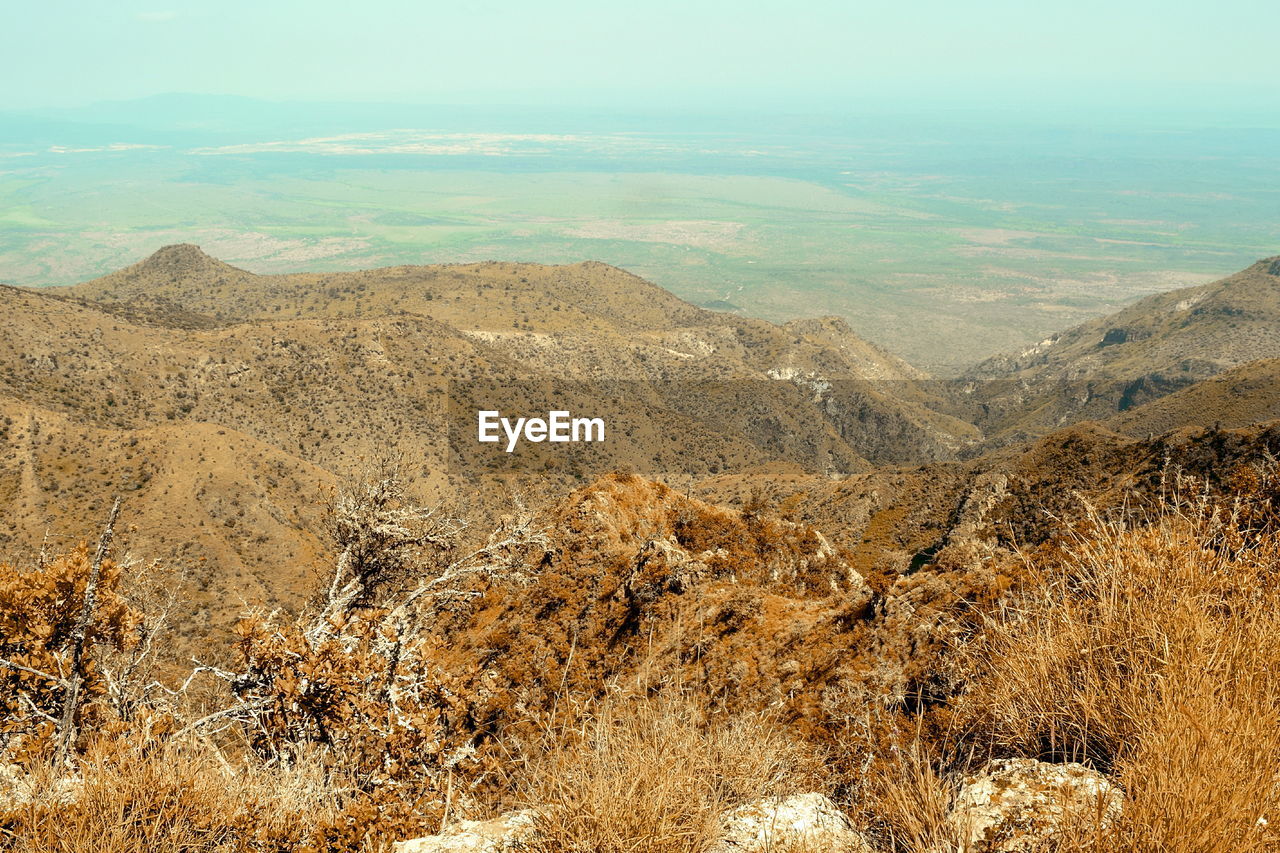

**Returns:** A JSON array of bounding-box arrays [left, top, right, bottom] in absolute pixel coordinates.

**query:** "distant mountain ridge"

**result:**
[[55, 245, 918, 375], [8, 246, 1280, 646], [955, 255, 1280, 447]]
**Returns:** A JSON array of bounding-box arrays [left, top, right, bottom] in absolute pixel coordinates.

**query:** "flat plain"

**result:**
[[2, 103, 1276, 372]]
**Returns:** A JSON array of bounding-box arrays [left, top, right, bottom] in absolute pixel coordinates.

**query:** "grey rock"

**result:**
[[393, 809, 538, 853]]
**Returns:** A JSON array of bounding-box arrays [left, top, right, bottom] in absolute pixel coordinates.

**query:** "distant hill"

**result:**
[[3, 246, 988, 642], [56, 245, 926, 381], [958, 256, 1280, 445], [13, 246, 1280, 646]]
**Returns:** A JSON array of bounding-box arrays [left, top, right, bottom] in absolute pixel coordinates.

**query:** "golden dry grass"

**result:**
[[956, 484, 1280, 852], [510, 693, 824, 853], [861, 740, 957, 853], [3, 738, 358, 853]]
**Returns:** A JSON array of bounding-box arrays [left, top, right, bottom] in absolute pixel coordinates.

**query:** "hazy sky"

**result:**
[[4, 0, 1279, 113]]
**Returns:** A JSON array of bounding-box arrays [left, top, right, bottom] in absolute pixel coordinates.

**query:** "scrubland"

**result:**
[[1, 458, 1279, 852]]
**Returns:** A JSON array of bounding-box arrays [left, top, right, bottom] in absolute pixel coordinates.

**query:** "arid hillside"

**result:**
[[6, 246, 1280, 852], [1103, 357, 1280, 437], [0, 395, 333, 637], [2, 247, 987, 641], [702, 417, 1280, 569], [7, 425, 1280, 852], [956, 256, 1280, 445]]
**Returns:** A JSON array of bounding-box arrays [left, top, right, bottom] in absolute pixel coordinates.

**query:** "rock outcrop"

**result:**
[[945, 758, 1122, 852], [393, 810, 537, 853], [0, 765, 81, 809], [710, 792, 873, 853], [396, 793, 872, 853]]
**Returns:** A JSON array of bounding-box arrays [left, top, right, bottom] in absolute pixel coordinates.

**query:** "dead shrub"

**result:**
[[0, 544, 141, 763]]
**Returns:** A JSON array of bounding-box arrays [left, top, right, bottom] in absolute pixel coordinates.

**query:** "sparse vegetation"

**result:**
[[2, 456, 1280, 850], [3, 251, 1280, 849]]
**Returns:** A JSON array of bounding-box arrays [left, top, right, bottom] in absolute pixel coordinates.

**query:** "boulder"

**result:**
[[710, 792, 873, 853], [946, 758, 1122, 852], [393, 809, 538, 853]]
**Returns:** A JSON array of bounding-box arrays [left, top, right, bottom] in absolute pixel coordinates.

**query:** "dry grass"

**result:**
[[865, 741, 957, 853], [510, 693, 823, 853], [957, 483, 1280, 852], [1, 737, 365, 853]]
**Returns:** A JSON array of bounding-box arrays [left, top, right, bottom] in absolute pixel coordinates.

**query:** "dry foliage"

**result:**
[[512, 693, 823, 853], [0, 464, 549, 850], [0, 545, 141, 764], [6, 459, 1280, 851], [954, 462, 1280, 852]]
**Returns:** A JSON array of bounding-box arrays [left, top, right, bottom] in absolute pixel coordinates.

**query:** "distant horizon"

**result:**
[[7, 90, 1280, 146], [4, 1, 1278, 375], [5, 1, 1279, 122], [8, 87, 1280, 129]]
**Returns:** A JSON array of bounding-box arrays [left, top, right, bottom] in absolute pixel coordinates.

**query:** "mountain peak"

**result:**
[[137, 243, 234, 274], [104, 243, 250, 289], [54, 244, 256, 319]]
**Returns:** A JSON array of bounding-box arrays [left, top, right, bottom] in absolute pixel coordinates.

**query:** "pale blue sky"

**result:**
[[3, 0, 1279, 112]]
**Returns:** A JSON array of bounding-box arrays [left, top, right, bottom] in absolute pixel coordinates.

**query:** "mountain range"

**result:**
[[4, 246, 1279, 644]]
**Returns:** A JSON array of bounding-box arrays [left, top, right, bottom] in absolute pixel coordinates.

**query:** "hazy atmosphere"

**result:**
[[5, 4, 1280, 851], [4, 1, 1279, 371], [8, 0, 1280, 110]]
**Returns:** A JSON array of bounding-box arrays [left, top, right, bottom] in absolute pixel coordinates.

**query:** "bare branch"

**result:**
[[0, 657, 66, 686], [55, 496, 121, 765], [171, 698, 271, 741]]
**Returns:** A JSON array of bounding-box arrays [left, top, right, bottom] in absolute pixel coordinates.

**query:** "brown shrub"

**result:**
[[956, 479, 1280, 851], [0, 545, 141, 762]]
